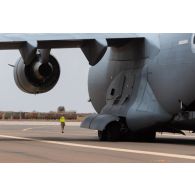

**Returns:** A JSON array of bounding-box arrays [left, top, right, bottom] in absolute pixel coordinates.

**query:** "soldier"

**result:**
[[59, 116, 66, 133]]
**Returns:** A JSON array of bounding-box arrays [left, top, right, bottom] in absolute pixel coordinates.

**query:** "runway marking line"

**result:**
[[22, 126, 51, 131], [0, 134, 195, 161], [22, 127, 34, 132]]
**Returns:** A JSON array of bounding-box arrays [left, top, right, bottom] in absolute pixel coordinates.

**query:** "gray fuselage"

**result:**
[[88, 34, 195, 131]]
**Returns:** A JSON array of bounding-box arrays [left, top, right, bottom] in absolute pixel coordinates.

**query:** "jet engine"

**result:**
[[14, 54, 60, 94]]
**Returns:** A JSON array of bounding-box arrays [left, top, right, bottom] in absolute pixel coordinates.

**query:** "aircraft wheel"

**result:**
[[98, 130, 108, 141], [106, 122, 121, 142]]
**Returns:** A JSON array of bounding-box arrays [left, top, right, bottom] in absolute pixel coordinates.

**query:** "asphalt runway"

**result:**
[[0, 121, 195, 162]]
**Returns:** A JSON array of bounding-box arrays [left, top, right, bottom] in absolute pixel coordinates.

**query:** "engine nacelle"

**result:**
[[14, 54, 60, 94]]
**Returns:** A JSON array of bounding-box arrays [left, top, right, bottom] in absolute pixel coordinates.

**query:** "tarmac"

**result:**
[[0, 121, 195, 162]]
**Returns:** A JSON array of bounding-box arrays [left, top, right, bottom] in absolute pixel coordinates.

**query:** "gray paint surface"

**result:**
[[0, 33, 195, 134]]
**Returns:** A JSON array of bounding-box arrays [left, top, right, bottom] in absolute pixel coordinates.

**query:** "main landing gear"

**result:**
[[98, 122, 156, 142], [98, 122, 121, 142]]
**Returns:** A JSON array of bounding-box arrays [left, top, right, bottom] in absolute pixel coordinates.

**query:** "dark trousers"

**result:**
[[61, 122, 65, 130]]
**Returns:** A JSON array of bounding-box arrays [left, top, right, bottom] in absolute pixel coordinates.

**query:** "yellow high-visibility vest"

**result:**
[[60, 116, 65, 123]]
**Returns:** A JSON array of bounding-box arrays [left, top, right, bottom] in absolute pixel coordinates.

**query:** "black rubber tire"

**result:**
[[98, 130, 108, 141], [106, 122, 121, 142]]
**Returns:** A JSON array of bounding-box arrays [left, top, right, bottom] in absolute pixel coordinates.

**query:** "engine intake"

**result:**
[[14, 54, 60, 94]]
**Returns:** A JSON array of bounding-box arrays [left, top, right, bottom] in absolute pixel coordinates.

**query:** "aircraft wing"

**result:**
[[0, 33, 144, 65]]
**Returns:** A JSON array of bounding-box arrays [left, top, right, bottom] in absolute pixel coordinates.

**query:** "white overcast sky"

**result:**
[[0, 49, 95, 113]]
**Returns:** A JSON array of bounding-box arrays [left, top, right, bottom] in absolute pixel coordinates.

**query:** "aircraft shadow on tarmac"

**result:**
[[0, 136, 195, 146]]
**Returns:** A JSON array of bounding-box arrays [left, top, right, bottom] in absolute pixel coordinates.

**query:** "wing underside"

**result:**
[[0, 33, 144, 65]]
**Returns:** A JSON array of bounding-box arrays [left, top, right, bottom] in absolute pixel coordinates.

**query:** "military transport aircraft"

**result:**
[[1, 33, 195, 141]]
